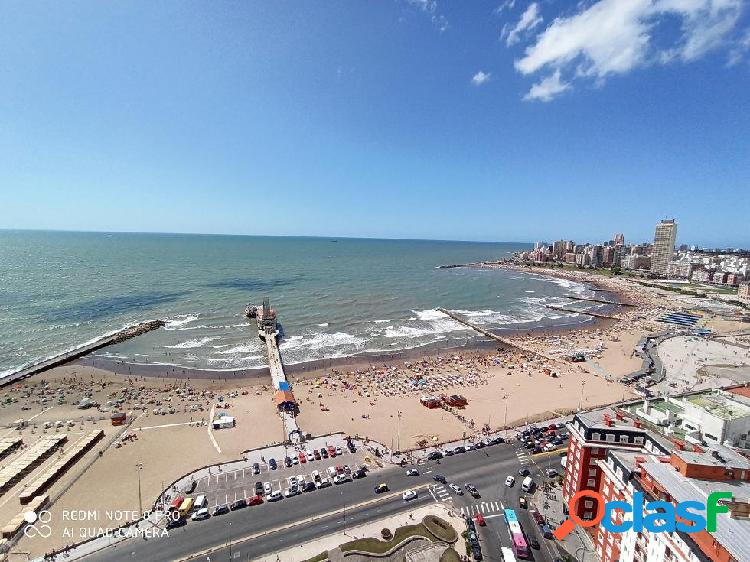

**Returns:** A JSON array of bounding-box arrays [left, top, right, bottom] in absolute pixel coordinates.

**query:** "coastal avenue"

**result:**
[[84, 443, 565, 562]]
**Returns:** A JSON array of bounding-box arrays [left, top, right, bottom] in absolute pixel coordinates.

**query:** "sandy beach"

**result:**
[[4, 268, 750, 558]]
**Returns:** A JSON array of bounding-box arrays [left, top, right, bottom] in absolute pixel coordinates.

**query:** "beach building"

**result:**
[[596, 444, 750, 562], [212, 415, 235, 429], [651, 219, 678, 276], [629, 391, 750, 450]]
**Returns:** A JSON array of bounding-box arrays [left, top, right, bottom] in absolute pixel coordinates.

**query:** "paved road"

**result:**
[[84, 442, 566, 562]]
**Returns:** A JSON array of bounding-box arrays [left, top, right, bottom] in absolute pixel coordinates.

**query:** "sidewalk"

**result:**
[[253, 504, 466, 562], [533, 480, 595, 560]]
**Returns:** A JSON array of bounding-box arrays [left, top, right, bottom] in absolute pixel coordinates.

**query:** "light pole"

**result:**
[[578, 380, 587, 411], [396, 410, 402, 453], [135, 463, 143, 516], [503, 394, 508, 428]]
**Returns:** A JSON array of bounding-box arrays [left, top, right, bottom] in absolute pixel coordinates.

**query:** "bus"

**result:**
[[504, 509, 529, 559], [501, 546, 517, 562]]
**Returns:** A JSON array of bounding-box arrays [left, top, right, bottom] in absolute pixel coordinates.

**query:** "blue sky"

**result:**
[[1, 1, 749, 247]]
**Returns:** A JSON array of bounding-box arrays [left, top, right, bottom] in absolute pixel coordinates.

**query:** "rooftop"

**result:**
[[681, 392, 750, 421], [642, 461, 750, 562]]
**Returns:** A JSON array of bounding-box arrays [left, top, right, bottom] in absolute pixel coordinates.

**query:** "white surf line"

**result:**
[[207, 404, 221, 454]]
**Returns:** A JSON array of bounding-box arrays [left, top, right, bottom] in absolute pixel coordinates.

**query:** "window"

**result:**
[[589, 468, 598, 476], [592, 447, 600, 454], [585, 500, 594, 508], [587, 478, 596, 487], [620, 434, 629, 443], [584, 511, 593, 520], [606, 433, 616, 442], [635, 436, 644, 445], [592, 432, 601, 441]]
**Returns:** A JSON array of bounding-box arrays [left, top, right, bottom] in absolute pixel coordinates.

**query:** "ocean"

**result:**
[[0, 230, 600, 375]]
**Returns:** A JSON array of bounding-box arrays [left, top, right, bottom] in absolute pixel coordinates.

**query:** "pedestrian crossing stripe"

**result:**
[[460, 502, 503, 515]]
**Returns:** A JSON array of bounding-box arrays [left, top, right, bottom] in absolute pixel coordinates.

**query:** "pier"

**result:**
[[545, 304, 618, 320], [0, 320, 165, 388], [436, 308, 559, 363], [563, 294, 634, 307], [246, 299, 302, 444]]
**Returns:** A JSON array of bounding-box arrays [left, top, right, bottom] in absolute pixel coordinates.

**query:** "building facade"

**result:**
[[651, 219, 678, 276]]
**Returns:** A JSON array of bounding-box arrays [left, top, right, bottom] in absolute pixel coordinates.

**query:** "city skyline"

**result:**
[[1, 2, 749, 246]]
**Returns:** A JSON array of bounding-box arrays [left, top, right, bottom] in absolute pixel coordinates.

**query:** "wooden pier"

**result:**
[[1, 320, 165, 388], [436, 308, 559, 363], [545, 304, 618, 320], [563, 294, 634, 307]]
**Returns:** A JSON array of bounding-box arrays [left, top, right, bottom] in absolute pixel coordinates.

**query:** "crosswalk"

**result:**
[[460, 501, 505, 516], [431, 484, 451, 502], [516, 449, 531, 465]]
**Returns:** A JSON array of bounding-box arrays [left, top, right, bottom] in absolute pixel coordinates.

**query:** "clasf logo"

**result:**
[[554, 490, 732, 540], [23, 510, 52, 539]]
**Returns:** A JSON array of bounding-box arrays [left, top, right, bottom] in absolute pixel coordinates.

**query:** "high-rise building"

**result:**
[[613, 233, 625, 246], [651, 219, 677, 276]]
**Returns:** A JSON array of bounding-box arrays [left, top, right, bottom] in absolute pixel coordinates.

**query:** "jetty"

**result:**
[[436, 308, 559, 363], [246, 299, 302, 444], [545, 304, 618, 320], [0, 320, 165, 388], [563, 294, 634, 307]]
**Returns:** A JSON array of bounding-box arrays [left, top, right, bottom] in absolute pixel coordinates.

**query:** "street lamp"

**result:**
[[135, 463, 143, 516], [578, 380, 586, 411]]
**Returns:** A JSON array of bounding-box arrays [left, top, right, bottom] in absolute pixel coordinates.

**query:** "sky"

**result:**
[[1, 0, 749, 247]]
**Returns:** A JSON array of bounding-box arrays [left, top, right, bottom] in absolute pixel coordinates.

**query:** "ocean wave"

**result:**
[[413, 309, 448, 321], [164, 315, 199, 329], [217, 343, 261, 355], [165, 336, 219, 349], [280, 331, 366, 352], [317, 323, 329, 327], [372, 319, 390, 323]]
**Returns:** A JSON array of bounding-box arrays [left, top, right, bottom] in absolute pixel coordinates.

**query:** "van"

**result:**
[[194, 494, 207, 509], [178, 497, 194, 517], [521, 476, 534, 493]]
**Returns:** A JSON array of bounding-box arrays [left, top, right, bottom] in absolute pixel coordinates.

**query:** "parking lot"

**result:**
[[193, 439, 369, 508]]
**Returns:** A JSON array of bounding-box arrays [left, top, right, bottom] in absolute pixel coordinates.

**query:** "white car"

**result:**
[[284, 486, 299, 497], [327, 466, 338, 478], [263, 482, 272, 494], [305, 451, 315, 462], [291, 456, 299, 465], [402, 489, 418, 501], [465, 443, 475, 451], [266, 490, 283, 502], [406, 468, 419, 476], [546, 468, 558, 478], [335, 447, 343, 456], [544, 443, 555, 452], [505, 475, 515, 487], [317, 477, 331, 489], [448, 483, 463, 495], [311, 470, 321, 481], [190, 508, 210, 521], [296, 474, 305, 486]]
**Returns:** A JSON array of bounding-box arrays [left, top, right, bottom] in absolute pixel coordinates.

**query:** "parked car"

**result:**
[[347, 440, 356, 453], [353, 467, 367, 479], [230, 498, 247, 511], [519, 496, 528, 509], [474, 513, 486, 526], [284, 456, 293, 467], [247, 495, 264, 506], [406, 468, 419, 476], [305, 450, 314, 462], [320, 447, 329, 459], [212, 504, 229, 516], [252, 463, 260, 475], [427, 451, 443, 460], [263, 482, 272, 495], [328, 445, 336, 457], [317, 477, 331, 489], [335, 446, 343, 456], [269, 458, 277, 470], [529, 537, 540, 550], [518, 467, 530, 476], [531, 509, 545, 526], [402, 489, 418, 501], [254, 481, 264, 495], [266, 490, 283, 502], [546, 468, 559, 478], [166, 517, 187, 530], [298, 451, 306, 464], [453, 446, 466, 454], [303, 481, 316, 492], [505, 475, 515, 487], [313, 449, 321, 460], [466, 484, 480, 498], [443, 448, 455, 456], [191, 508, 210, 521], [284, 486, 299, 497], [433, 474, 447, 484]]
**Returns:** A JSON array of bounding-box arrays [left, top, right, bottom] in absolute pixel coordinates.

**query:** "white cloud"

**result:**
[[471, 71, 492, 86], [523, 69, 570, 102], [512, 0, 743, 101], [728, 27, 750, 65], [506, 3, 544, 46], [407, 0, 449, 32]]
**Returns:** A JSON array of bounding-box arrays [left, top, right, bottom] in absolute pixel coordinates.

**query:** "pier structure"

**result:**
[[0, 320, 165, 388], [246, 299, 302, 445], [436, 308, 560, 364], [563, 294, 634, 307], [545, 304, 618, 320]]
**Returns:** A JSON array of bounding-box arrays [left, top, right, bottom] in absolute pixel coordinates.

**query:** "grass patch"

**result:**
[[423, 515, 458, 543], [340, 524, 430, 554], [303, 552, 328, 562]]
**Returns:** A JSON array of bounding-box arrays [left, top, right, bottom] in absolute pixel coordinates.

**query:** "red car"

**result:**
[[298, 451, 307, 463], [475, 513, 486, 526], [247, 495, 264, 506], [328, 446, 336, 457]]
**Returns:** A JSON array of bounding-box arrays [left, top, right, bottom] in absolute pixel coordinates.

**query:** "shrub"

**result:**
[[381, 527, 392, 540]]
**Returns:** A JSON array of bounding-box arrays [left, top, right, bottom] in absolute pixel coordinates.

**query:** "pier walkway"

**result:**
[[264, 333, 302, 444], [436, 308, 560, 363]]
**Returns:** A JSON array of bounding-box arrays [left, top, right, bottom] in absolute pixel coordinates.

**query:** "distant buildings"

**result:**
[[740, 282, 750, 303], [651, 219, 677, 276]]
